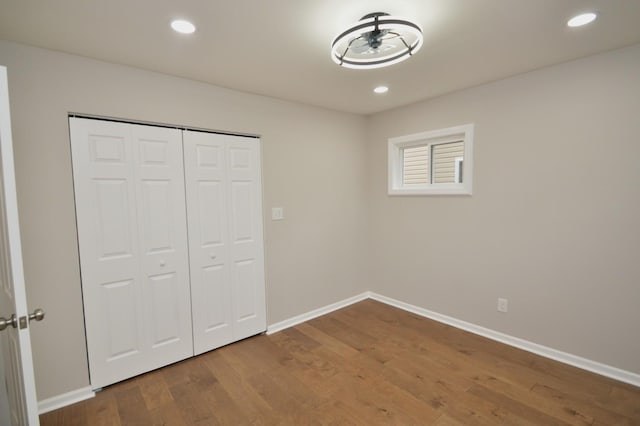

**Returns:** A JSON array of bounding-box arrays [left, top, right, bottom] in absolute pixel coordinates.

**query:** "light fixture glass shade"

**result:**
[[332, 12, 423, 69], [567, 12, 597, 27], [171, 19, 196, 34]]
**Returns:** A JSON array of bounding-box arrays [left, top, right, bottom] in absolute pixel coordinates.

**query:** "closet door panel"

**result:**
[[147, 272, 182, 348], [94, 179, 131, 259], [230, 181, 253, 243], [225, 137, 266, 341], [232, 260, 259, 321], [71, 119, 192, 388], [183, 131, 233, 355], [131, 125, 193, 366], [70, 118, 145, 388], [200, 263, 232, 332], [102, 279, 138, 360], [197, 180, 225, 246]]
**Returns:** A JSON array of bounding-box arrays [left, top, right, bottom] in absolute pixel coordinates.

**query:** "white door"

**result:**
[[183, 131, 266, 355], [70, 118, 193, 389], [182, 132, 233, 353], [0, 66, 40, 425]]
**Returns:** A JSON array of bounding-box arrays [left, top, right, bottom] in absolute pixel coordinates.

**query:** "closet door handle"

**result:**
[[209, 253, 216, 259], [159, 260, 166, 267]]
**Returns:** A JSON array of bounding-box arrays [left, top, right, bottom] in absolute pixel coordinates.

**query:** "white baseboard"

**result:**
[[367, 292, 640, 388], [37, 294, 368, 414], [267, 292, 369, 334], [38, 386, 94, 414], [267, 291, 640, 388], [40, 290, 639, 414]]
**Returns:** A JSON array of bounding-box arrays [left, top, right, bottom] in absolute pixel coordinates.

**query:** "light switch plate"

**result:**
[[497, 298, 508, 313], [272, 207, 284, 220]]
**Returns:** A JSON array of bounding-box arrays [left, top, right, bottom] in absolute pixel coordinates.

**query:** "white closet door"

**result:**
[[70, 118, 192, 388], [225, 135, 266, 340], [182, 131, 233, 354], [183, 131, 266, 355], [130, 125, 193, 365]]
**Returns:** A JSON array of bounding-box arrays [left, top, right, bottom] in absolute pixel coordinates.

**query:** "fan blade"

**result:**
[[354, 43, 394, 56], [348, 30, 395, 55], [381, 33, 401, 41], [348, 35, 369, 53], [350, 37, 368, 48], [352, 43, 372, 54], [371, 29, 389, 39]]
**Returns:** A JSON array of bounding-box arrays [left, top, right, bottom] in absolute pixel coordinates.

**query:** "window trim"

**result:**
[[454, 156, 463, 184], [388, 123, 473, 196]]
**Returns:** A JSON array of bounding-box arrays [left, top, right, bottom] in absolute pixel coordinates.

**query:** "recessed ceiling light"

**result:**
[[567, 12, 597, 28], [374, 86, 389, 94], [171, 19, 196, 34]]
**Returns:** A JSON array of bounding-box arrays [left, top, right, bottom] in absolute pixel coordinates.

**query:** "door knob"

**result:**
[[29, 308, 45, 323], [0, 314, 18, 331]]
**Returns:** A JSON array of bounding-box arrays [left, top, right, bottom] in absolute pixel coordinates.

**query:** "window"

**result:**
[[388, 124, 473, 195]]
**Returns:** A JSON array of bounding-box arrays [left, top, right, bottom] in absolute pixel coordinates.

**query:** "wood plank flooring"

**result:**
[[40, 300, 640, 425]]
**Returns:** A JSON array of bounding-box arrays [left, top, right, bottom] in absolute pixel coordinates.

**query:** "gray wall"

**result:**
[[0, 41, 369, 400], [366, 44, 640, 374]]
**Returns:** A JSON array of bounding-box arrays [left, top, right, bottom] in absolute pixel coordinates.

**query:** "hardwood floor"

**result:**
[[40, 300, 640, 425]]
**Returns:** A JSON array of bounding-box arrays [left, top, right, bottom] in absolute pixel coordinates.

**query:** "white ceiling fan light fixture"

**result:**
[[331, 12, 423, 69], [171, 19, 196, 34], [374, 86, 389, 94], [567, 12, 597, 28]]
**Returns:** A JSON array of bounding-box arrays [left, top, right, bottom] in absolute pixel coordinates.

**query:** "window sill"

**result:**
[[388, 185, 472, 196]]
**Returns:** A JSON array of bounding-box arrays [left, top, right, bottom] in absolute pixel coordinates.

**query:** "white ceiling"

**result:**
[[1, 0, 640, 114]]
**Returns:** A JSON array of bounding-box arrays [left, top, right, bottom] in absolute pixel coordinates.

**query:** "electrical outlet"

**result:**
[[271, 207, 284, 220], [497, 298, 508, 313]]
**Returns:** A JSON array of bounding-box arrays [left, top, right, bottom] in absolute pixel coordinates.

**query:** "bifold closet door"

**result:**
[[183, 131, 266, 355], [70, 118, 193, 388]]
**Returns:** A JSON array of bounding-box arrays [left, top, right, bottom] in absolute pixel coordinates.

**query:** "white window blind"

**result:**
[[402, 141, 464, 185], [402, 145, 429, 184]]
